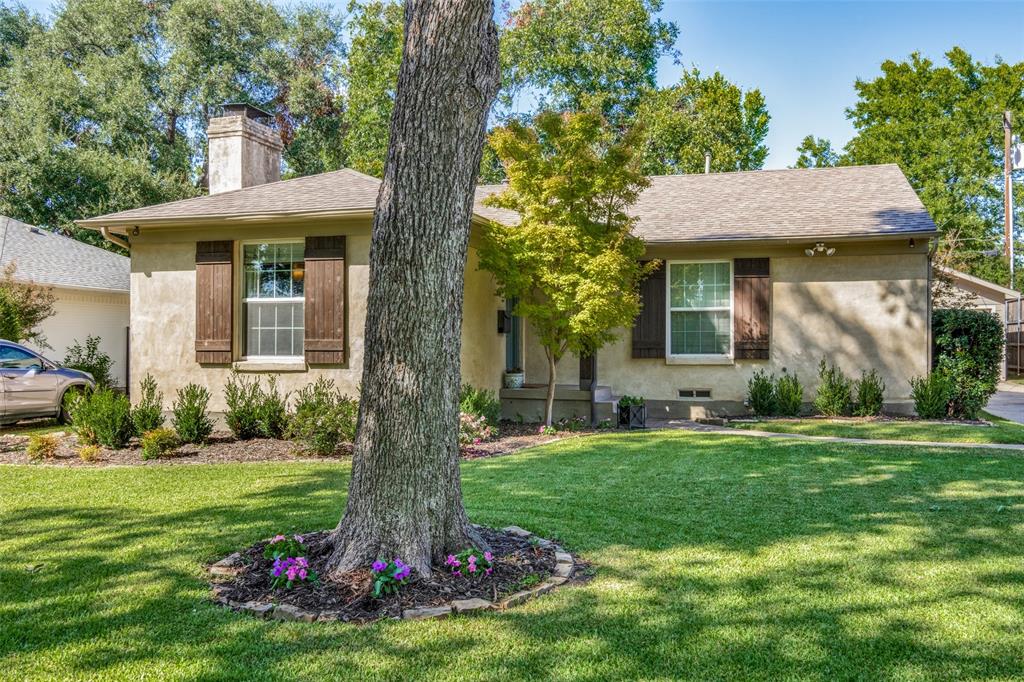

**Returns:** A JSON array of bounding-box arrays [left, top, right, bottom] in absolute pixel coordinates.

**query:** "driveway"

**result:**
[[986, 385, 1024, 423]]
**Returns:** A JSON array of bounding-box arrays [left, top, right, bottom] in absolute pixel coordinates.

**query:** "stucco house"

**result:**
[[79, 104, 937, 419], [0, 216, 130, 387]]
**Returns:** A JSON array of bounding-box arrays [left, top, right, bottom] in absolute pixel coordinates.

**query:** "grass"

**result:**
[[729, 411, 1024, 444], [0, 419, 65, 437], [3, 430, 1024, 680]]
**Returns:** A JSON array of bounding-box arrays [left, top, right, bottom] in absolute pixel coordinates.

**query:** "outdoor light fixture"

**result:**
[[909, 238, 916, 248], [804, 242, 835, 257], [131, 226, 140, 236]]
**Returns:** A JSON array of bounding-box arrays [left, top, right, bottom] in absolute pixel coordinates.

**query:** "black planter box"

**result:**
[[618, 404, 647, 430]]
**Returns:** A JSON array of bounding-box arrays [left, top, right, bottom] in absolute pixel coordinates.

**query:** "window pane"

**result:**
[[670, 262, 730, 309], [244, 241, 304, 300], [671, 311, 729, 355], [245, 300, 305, 357]]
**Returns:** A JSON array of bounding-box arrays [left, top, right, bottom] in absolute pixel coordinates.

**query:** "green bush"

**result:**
[[63, 335, 113, 388], [286, 377, 358, 456], [813, 359, 852, 417], [932, 308, 1003, 420], [775, 372, 804, 417], [140, 427, 179, 460], [172, 384, 213, 444], [224, 373, 289, 440], [459, 384, 501, 427], [27, 433, 59, 461], [69, 388, 134, 448], [853, 369, 886, 417], [131, 374, 164, 434], [746, 369, 776, 417], [910, 372, 952, 419]]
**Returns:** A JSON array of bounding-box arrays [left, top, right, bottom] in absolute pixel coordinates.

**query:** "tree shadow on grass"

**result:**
[[2, 432, 1024, 679]]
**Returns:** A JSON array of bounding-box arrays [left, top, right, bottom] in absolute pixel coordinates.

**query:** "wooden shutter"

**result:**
[[195, 241, 233, 364], [304, 236, 346, 364], [733, 258, 771, 360], [631, 261, 666, 358]]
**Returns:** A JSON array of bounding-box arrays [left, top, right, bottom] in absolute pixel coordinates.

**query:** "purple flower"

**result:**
[[484, 551, 493, 562], [372, 560, 387, 573], [485, 567, 493, 576], [271, 534, 286, 543], [445, 554, 457, 566], [467, 563, 477, 573], [453, 570, 462, 576], [467, 555, 477, 564]]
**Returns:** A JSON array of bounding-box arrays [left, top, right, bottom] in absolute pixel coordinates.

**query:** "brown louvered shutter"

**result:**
[[195, 241, 233, 364], [733, 258, 771, 360], [631, 261, 665, 358], [304, 236, 346, 364]]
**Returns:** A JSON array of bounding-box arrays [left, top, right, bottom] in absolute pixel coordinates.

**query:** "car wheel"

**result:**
[[59, 388, 82, 424]]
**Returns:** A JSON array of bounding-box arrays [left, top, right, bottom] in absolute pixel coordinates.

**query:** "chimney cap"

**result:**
[[218, 102, 274, 124]]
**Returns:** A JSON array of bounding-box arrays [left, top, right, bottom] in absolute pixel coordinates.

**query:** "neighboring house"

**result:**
[[79, 104, 937, 418], [0, 216, 130, 387], [936, 266, 1020, 379]]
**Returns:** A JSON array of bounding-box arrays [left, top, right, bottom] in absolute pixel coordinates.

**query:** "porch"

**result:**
[[499, 384, 616, 424]]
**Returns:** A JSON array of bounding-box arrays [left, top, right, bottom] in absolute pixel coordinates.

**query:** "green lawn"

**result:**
[[728, 412, 1024, 444], [3, 431, 1023, 680]]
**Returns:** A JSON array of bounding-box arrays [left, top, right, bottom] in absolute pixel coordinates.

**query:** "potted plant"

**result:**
[[503, 368, 525, 389], [617, 395, 646, 429]]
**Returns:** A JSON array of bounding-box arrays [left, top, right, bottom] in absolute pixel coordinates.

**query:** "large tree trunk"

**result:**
[[327, 0, 500, 577]]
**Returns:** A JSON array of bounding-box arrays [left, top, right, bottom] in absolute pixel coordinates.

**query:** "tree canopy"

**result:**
[[792, 135, 838, 169], [793, 48, 1024, 284], [479, 111, 654, 425]]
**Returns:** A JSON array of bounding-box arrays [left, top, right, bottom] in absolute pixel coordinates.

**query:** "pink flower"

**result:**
[[484, 551, 493, 562], [485, 567, 493, 576], [473, 438, 481, 444], [467, 555, 477, 564], [467, 563, 477, 573], [271, 535, 286, 543]]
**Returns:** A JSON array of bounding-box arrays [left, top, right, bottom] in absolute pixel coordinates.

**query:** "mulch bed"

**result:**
[[0, 421, 601, 467], [213, 527, 559, 623]]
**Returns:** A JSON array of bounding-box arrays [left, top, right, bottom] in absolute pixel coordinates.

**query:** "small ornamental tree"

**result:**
[[0, 263, 55, 346], [480, 110, 655, 425]]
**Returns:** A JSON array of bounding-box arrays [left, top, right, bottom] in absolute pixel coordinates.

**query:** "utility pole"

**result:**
[[1005, 111, 1014, 287]]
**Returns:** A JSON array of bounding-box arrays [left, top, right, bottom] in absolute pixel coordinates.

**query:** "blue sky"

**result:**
[[18, 0, 1024, 169]]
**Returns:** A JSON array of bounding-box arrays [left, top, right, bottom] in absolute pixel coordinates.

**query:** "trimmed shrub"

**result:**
[[78, 444, 101, 462], [224, 372, 263, 440], [63, 335, 113, 388], [141, 427, 179, 460], [459, 412, 493, 445], [256, 376, 288, 439], [853, 369, 886, 417], [459, 384, 501, 427], [910, 372, 952, 419], [69, 388, 134, 448], [172, 384, 213, 444], [813, 359, 852, 417], [746, 369, 776, 416], [286, 377, 358, 456], [932, 308, 1003, 420], [26, 433, 59, 461], [131, 374, 164, 434], [775, 372, 804, 417]]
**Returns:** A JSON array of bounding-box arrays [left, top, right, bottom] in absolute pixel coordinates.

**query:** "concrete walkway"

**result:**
[[649, 419, 1024, 452], [985, 386, 1024, 424]]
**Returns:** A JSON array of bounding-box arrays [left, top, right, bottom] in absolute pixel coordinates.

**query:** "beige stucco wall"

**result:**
[[522, 239, 930, 417], [129, 217, 503, 410], [26, 287, 129, 388]]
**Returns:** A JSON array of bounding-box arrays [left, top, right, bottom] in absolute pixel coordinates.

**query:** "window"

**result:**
[[668, 261, 732, 356], [243, 242, 305, 358], [0, 345, 42, 369]]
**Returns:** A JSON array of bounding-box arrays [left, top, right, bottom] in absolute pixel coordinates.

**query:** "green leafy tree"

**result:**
[[479, 111, 655, 425], [0, 263, 55, 346], [841, 48, 1024, 284], [638, 68, 770, 175], [499, 0, 678, 125], [793, 135, 839, 168], [342, 0, 403, 177]]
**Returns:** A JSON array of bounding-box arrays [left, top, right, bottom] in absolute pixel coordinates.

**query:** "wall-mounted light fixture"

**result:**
[[804, 242, 835, 257], [131, 226, 140, 237], [909, 238, 916, 249]]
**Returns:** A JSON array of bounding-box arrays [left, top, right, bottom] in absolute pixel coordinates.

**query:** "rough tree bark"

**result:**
[[327, 0, 500, 576]]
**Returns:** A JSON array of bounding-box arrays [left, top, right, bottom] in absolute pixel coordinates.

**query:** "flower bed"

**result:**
[[208, 526, 578, 624]]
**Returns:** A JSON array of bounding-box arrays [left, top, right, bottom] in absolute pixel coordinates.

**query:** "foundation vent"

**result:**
[[678, 388, 712, 399]]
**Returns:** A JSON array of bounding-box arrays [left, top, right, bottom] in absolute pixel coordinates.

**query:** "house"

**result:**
[[0, 216, 130, 387], [935, 266, 1020, 379], [78, 104, 937, 418]]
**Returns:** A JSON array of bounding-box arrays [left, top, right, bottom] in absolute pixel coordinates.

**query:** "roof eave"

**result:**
[[642, 229, 938, 247]]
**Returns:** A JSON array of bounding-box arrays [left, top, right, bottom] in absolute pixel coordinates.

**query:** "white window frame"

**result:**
[[665, 259, 734, 360], [240, 238, 306, 362]]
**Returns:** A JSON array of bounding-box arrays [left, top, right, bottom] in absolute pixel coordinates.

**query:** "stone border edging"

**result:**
[[206, 525, 576, 623]]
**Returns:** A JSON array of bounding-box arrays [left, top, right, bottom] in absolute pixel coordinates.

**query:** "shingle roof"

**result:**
[[0, 217, 129, 292], [80, 163, 936, 242]]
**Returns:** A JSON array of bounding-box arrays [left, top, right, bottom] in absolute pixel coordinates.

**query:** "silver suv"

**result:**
[[0, 340, 96, 425]]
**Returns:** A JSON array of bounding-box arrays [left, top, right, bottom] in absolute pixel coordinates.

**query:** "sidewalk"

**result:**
[[649, 419, 1024, 451]]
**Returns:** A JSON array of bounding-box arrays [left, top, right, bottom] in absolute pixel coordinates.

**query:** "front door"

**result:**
[[0, 346, 59, 417]]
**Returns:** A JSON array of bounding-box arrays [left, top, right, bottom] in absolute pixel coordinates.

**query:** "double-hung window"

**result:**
[[668, 261, 732, 357], [243, 242, 305, 359]]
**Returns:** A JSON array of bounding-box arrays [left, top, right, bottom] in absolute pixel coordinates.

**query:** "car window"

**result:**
[[0, 345, 42, 369]]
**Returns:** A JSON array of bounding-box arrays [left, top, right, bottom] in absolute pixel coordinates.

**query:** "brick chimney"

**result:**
[[207, 103, 283, 194]]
